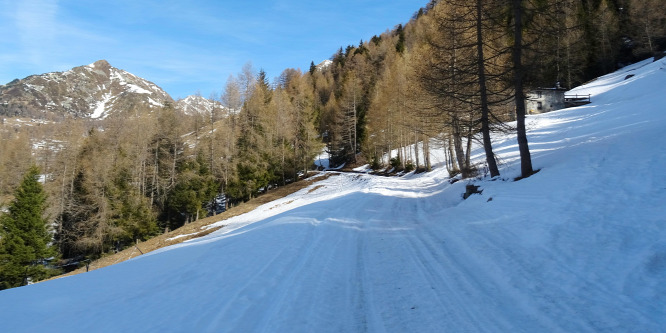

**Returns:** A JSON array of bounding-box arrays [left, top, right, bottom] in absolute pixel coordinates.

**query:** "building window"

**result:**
[[537, 91, 542, 98], [537, 102, 543, 110]]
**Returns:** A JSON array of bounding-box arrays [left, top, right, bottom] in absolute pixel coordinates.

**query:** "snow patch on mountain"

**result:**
[[148, 97, 164, 108], [175, 95, 227, 116], [91, 93, 113, 119], [317, 59, 333, 71]]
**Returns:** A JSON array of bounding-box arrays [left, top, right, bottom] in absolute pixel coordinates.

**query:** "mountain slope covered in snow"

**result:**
[[0, 60, 223, 120], [0, 60, 173, 119], [0, 59, 665, 332], [175, 95, 228, 116]]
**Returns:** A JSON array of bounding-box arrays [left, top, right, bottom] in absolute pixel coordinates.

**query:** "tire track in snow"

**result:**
[[401, 199, 523, 331], [378, 200, 468, 330], [249, 220, 323, 333], [353, 192, 468, 332], [354, 223, 389, 333], [203, 221, 316, 332], [218, 186, 379, 333], [449, 223, 586, 332], [386, 186, 563, 332], [297, 222, 362, 332]]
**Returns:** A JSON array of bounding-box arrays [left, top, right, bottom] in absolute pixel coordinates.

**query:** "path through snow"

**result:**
[[0, 59, 665, 332]]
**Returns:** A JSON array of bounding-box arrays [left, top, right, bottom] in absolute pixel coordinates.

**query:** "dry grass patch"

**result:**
[[307, 185, 325, 194]]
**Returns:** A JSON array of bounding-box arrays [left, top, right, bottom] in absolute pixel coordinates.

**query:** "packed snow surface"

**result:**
[[1, 59, 666, 332]]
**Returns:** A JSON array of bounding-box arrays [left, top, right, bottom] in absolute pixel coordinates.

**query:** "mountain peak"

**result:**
[[0, 60, 173, 119], [176, 94, 227, 116], [88, 59, 111, 70], [317, 60, 333, 71], [89, 59, 111, 67]]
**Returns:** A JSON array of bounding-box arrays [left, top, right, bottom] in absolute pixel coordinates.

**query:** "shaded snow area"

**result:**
[[2, 59, 666, 332], [314, 150, 331, 169]]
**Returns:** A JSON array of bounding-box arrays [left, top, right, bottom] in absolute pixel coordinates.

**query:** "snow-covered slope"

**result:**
[[175, 95, 228, 116], [1, 59, 665, 332], [0, 60, 173, 119]]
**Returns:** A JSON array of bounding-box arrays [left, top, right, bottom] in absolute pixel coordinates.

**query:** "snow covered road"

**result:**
[[1, 59, 665, 332]]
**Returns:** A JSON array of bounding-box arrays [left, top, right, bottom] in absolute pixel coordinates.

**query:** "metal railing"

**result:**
[[564, 94, 591, 102], [564, 94, 591, 107]]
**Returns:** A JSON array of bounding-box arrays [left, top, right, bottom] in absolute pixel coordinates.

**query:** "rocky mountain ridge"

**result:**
[[175, 95, 226, 116], [0, 60, 221, 120]]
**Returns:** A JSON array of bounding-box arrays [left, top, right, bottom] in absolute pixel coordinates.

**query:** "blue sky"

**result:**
[[0, 0, 425, 99]]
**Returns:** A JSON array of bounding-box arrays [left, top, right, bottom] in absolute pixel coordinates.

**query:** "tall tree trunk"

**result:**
[[476, 0, 500, 178], [414, 130, 420, 169], [513, 0, 534, 178], [386, 114, 392, 166], [447, 132, 458, 173], [58, 164, 68, 254], [353, 77, 357, 163], [171, 143, 177, 187], [210, 106, 215, 173], [151, 142, 158, 206], [452, 122, 465, 174], [423, 134, 431, 171], [465, 125, 473, 173]]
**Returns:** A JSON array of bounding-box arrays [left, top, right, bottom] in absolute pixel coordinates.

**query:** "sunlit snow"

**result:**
[[1, 58, 665, 332], [90, 93, 112, 119]]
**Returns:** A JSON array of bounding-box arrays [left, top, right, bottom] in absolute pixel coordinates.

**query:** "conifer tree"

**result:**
[[0, 166, 58, 289], [57, 128, 116, 258], [285, 71, 323, 178], [165, 151, 219, 225], [228, 73, 273, 201], [396, 24, 406, 53]]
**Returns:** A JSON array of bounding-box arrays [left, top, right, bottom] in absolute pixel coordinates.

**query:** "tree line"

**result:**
[[0, 64, 323, 287], [1, 0, 664, 288], [317, 0, 664, 178]]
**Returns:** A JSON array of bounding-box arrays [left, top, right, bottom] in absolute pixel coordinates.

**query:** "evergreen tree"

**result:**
[[257, 69, 273, 104], [0, 166, 58, 289], [57, 128, 116, 258], [396, 24, 406, 53], [165, 152, 219, 226], [227, 75, 274, 201], [107, 166, 159, 248]]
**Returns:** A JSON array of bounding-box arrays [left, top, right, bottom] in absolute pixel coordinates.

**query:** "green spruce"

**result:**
[[0, 166, 58, 289]]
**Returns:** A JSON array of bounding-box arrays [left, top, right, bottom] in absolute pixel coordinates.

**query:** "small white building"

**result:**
[[525, 86, 567, 115], [526, 83, 591, 115]]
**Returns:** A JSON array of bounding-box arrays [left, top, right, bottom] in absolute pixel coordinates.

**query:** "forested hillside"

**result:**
[[0, 0, 664, 287]]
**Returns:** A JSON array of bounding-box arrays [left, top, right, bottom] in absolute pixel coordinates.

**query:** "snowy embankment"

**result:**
[[1, 59, 665, 332]]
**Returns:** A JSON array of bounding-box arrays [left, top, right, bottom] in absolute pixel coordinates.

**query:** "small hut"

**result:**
[[525, 83, 567, 114], [526, 82, 591, 114]]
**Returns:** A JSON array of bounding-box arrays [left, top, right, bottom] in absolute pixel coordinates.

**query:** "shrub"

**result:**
[[390, 156, 402, 170], [404, 161, 415, 172], [370, 154, 382, 171]]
